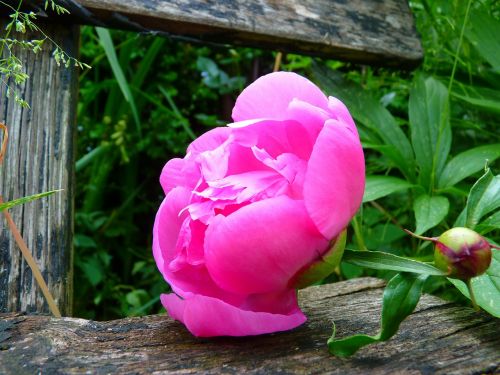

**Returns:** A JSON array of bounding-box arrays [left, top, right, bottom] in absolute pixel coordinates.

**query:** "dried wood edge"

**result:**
[[1, 277, 498, 375], [18, 0, 423, 67]]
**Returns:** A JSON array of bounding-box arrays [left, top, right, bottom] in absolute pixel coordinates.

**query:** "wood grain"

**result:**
[[63, 0, 422, 67], [0, 21, 79, 316], [1, 278, 498, 374]]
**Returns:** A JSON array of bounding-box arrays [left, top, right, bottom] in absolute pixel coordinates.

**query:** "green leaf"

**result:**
[[312, 64, 415, 181], [343, 249, 447, 276], [465, 168, 500, 229], [328, 273, 427, 357], [452, 85, 500, 115], [438, 144, 500, 188], [409, 75, 450, 191], [413, 194, 449, 235], [0, 190, 61, 211], [448, 250, 500, 317], [363, 175, 414, 202], [465, 9, 500, 72], [476, 211, 500, 235], [96, 27, 141, 137]]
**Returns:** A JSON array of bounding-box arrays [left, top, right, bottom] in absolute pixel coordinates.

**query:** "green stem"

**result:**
[[466, 279, 479, 311], [351, 215, 367, 251]]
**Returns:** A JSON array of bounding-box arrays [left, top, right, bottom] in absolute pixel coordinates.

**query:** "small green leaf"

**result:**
[[438, 144, 500, 188], [328, 273, 426, 357], [465, 168, 500, 229], [363, 175, 413, 202], [448, 250, 500, 317], [0, 190, 61, 211], [413, 194, 449, 235], [343, 249, 447, 276]]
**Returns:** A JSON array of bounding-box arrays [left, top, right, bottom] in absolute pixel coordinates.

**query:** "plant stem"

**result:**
[[351, 215, 367, 251], [403, 228, 438, 242], [273, 52, 283, 72], [466, 279, 479, 311]]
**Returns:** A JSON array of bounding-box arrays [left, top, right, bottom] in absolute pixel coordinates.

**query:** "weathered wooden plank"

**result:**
[[1, 278, 498, 374], [0, 21, 79, 315], [60, 0, 421, 67]]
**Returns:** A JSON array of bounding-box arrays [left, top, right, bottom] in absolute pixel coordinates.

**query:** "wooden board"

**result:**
[[1, 278, 498, 374], [0, 21, 78, 316], [59, 0, 422, 67]]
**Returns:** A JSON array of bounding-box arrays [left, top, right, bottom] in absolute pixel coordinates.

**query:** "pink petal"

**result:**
[[232, 72, 328, 122], [286, 98, 330, 145], [161, 291, 306, 337], [328, 96, 359, 137], [160, 158, 200, 195], [187, 126, 231, 154], [153, 187, 192, 274], [153, 188, 244, 305], [230, 118, 313, 160], [204, 196, 329, 295], [304, 119, 365, 239]]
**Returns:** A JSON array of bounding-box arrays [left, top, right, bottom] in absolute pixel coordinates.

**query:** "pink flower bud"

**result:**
[[434, 227, 492, 280]]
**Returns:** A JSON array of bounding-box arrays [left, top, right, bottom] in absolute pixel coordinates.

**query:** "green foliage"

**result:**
[[343, 249, 446, 276], [0, 0, 89, 108], [448, 250, 500, 317], [74, 26, 271, 319]]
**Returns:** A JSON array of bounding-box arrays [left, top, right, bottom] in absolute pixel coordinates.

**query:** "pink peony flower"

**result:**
[[153, 72, 365, 337]]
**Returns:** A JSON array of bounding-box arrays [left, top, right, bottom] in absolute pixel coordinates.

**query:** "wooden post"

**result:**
[[0, 21, 79, 316]]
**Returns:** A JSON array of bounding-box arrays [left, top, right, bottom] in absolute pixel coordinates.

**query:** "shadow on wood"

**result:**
[[1, 278, 498, 374]]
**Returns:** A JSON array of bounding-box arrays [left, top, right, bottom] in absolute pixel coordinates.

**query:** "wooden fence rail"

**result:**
[[1, 278, 498, 374]]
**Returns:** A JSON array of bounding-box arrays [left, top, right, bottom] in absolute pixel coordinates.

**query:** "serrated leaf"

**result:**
[[0, 190, 61, 211], [448, 250, 500, 317], [328, 273, 426, 357], [413, 194, 449, 235], [438, 144, 500, 188], [363, 175, 413, 202], [343, 249, 447, 276]]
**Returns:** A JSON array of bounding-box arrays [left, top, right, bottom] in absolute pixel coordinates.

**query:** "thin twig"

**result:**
[[0, 123, 7, 165], [370, 201, 405, 231], [273, 52, 283, 72], [1, 196, 62, 317]]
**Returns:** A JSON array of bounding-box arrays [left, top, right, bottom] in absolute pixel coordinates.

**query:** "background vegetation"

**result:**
[[73, 0, 499, 320]]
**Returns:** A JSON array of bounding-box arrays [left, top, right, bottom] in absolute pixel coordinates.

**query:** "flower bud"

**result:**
[[434, 227, 492, 280]]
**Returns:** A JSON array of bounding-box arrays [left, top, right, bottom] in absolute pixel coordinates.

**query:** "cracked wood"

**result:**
[[1, 278, 498, 374], [63, 0, 421, 67]]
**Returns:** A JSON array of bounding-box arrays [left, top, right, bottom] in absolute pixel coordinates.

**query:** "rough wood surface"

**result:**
[[61, 0, 421, 67], [0, 21, 79, 315], [1, 278, 498, 374]]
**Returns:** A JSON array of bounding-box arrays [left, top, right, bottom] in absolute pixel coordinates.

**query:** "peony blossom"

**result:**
[[153, 72, 365, 337]]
